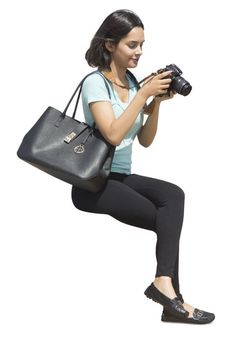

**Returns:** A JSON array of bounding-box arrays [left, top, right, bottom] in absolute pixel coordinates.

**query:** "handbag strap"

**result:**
[[61, 69, 140, 128], [72, 71, 112, 120], [62, 71, 111, 119], [63, 69, 140, 117]]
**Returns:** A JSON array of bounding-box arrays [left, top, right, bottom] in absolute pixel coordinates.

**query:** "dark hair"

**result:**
[[85, 9, 144, 70]]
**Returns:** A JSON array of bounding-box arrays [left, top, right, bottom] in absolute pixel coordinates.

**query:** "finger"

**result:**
[[160, 93, 172, 101], [160, 83, 171, 89], [158, 78, 172, 84], [165, 91, 175, 99], [157, 70, 172, 79], [158, 89, 168, 94]]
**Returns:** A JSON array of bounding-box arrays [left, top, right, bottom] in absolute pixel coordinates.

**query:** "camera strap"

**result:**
[[138, 72, 158, 85]]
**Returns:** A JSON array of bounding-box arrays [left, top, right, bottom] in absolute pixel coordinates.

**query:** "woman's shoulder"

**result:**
[[83, 71, 106, 87], [82, 71, 111, 101]]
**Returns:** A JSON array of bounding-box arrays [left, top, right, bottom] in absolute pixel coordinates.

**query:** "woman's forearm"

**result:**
[[138, 99, 161, 147], [108, 90, 148, 145]]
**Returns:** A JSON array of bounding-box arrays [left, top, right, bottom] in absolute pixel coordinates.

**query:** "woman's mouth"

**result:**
[[130, 58, 139, 64]]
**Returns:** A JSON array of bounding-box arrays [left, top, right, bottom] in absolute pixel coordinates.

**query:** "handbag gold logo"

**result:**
[[74, 144, 85, 154]]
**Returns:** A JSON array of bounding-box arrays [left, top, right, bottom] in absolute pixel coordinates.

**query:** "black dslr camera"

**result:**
[[157, 64, 192, 96]]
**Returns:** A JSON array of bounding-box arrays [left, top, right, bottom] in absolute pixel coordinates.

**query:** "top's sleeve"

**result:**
[[82, 73, 111, 105]]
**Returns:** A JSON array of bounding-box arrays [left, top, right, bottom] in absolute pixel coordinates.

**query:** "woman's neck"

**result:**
[[101, 63, 129, 89], [109, 63, 127, 83]]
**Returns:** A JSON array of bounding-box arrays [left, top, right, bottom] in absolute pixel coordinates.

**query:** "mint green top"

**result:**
[[81, 71, 144, 174]]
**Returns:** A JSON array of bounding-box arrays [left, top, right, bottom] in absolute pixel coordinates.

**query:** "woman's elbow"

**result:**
[[140, 141, 152, 148], [138, 135, 152, 148], [106, 133, 122, 146], [109, 139, 121, 146]]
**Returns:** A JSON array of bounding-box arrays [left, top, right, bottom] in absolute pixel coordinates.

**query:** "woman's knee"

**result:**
[[169, 183, 185, 202]]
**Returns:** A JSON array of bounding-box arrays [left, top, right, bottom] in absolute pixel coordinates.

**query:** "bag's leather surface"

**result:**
[[17, 71, 115, 192]]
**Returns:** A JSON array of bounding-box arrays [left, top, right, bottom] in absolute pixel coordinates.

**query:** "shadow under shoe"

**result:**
[[144, 283, 189, 318], [161, 307, 215, 324]]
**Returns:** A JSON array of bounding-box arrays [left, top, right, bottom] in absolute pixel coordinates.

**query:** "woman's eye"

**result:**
[[128, 43, 144, 49], [128, 44, 137, 49]]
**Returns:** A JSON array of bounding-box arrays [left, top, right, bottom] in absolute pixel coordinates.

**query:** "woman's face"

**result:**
[[111, 27, 145, 69]]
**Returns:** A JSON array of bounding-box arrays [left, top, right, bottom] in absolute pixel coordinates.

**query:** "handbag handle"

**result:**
[[71, 71, 112, 120], [61, 69, 140, 124], [62, 71, 111, 119]]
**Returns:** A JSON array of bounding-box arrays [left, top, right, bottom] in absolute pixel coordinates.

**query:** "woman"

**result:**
[[72, 9, 215, 324]]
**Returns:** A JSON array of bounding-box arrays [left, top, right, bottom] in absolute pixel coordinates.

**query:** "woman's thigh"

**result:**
[[122, 174, 185, 208], [72, 178, 157, 232]]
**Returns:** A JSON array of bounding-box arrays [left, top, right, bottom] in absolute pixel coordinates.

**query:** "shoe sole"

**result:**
[[161, 313, 215, 324], [144, 289, 160, 304]]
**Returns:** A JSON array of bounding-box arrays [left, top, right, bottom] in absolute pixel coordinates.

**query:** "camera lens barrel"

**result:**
[[171, 76, 192, 96]]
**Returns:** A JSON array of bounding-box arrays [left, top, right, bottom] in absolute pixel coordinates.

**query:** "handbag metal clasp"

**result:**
[[64, 131, 77, 143]]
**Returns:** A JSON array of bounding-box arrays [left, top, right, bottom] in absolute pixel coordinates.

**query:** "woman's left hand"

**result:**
[[155, 91, 176, 102], [143, 91, 176, 115]]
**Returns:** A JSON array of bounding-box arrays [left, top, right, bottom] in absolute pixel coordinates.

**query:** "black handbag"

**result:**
[[17, 71, 116, 192]]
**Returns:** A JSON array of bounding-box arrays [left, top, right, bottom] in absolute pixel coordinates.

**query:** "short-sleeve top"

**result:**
[[81, 71, 144, 175]]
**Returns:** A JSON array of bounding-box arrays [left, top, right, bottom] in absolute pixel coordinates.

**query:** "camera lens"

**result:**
[[181, 83, 192, 96], [171, 76, 192, 96]]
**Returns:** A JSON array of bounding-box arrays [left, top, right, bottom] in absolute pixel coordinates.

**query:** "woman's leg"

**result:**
[[72, 173, 215, 322], [172, 248, 184, 302], [121, 174, 185, 299], [72, 173, 185, 298], [72, 173, 158, 232]]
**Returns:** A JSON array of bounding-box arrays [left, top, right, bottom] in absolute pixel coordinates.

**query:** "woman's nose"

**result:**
[[135, 45, 143, 55]]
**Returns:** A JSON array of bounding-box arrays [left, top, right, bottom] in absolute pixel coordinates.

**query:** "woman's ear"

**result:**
[[105, 39, 115, 53]]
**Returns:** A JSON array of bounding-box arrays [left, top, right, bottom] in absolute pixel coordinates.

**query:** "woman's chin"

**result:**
[[128, 62, 138, 68]]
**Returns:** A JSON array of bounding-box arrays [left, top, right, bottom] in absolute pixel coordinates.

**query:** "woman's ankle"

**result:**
[[154, 276, 177, 299]]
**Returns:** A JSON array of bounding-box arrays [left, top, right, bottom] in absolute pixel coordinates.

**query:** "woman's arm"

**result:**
[[138, 98, 161, 147], [89, 92, 147, 146], [89, 71, 172, 146], [138, 92, 175, 147]]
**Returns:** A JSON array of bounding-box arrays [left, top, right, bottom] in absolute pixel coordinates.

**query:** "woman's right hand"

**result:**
[[139, 70, 173, 99]]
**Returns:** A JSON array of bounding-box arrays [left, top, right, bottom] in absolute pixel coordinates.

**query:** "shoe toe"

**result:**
[[193, 308, 215, 323]]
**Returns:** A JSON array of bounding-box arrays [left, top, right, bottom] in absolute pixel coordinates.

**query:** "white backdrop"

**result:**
[[1, 0, 235, 337]]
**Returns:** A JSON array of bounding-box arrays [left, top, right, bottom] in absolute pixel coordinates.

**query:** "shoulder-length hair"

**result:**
[[85, 9, 144, 70]]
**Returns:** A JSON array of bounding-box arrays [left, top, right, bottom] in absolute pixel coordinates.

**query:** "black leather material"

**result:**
[[17, 71, 115, 192], [144, 283, 189, 317], [162, 307, 215, 324]]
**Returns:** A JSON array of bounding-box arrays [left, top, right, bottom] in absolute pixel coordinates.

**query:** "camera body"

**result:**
[[157, 64, 192, 96]]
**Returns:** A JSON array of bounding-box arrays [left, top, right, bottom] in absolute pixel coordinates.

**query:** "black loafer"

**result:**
[[161, 307, 215, 324], [144, 283, 189, 318]]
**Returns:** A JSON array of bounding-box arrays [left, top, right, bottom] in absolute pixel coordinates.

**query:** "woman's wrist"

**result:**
[[137, 87, 149, 102], [153, 96, 162, 104]]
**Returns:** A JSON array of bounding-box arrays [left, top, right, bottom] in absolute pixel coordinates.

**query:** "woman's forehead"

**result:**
[[123, 27, 145, 42]]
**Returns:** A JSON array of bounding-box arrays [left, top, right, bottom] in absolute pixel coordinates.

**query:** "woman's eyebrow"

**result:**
[[128, 40, 145, 43]]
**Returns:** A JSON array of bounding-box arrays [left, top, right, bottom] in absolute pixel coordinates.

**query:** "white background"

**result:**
[[1, 0, 235, 337]]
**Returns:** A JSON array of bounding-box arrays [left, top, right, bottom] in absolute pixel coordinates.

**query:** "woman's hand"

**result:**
[[154, 90, 176, 103], [143, 90, 176, 115], [139, 70, 173, 99]]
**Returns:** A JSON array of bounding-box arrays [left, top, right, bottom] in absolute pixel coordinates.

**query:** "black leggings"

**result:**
[[72, 172, 185, 299]]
